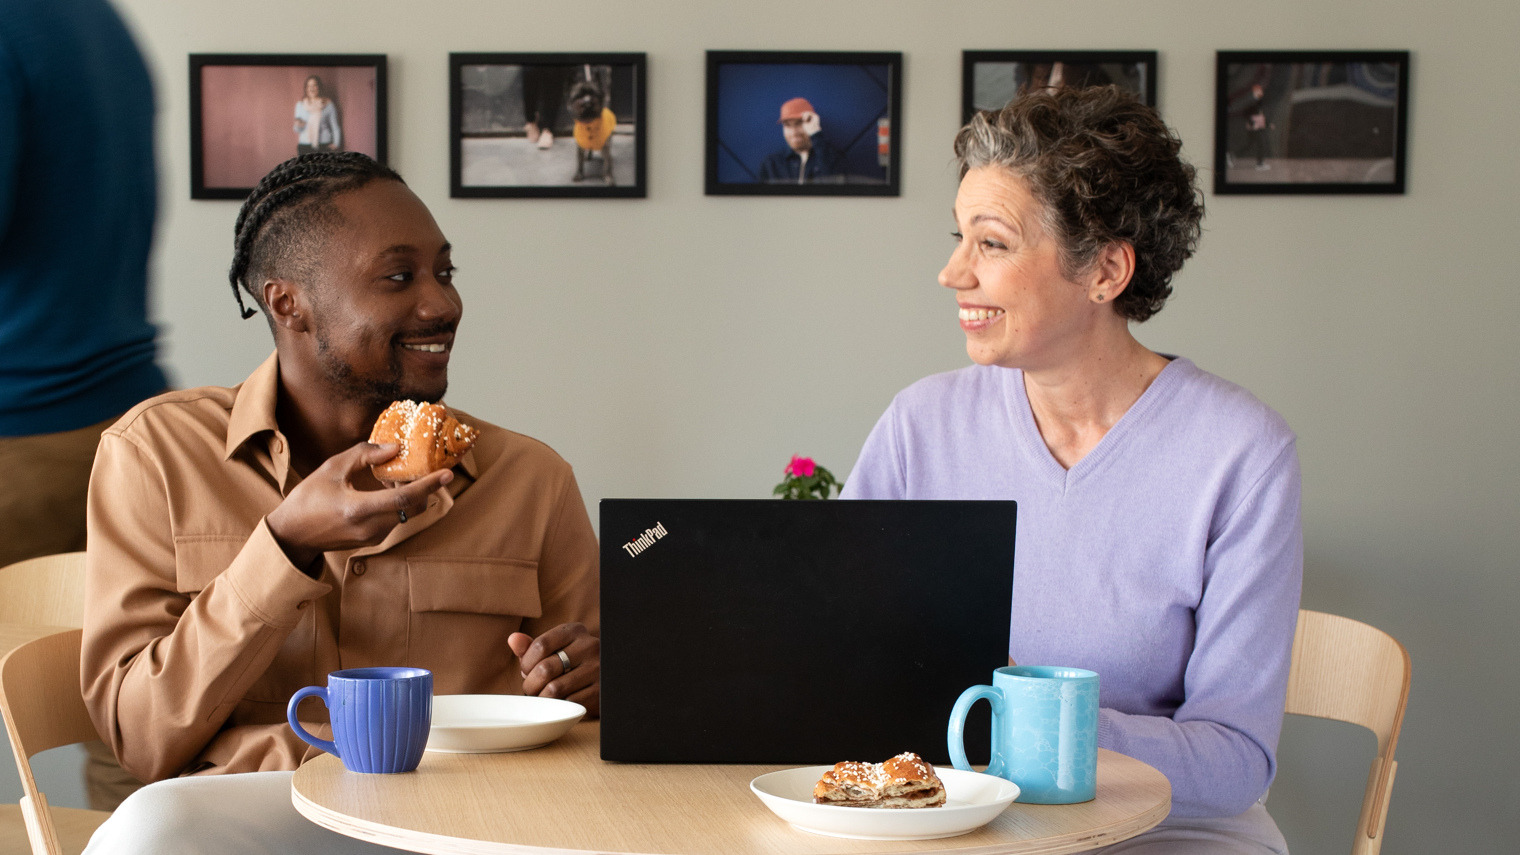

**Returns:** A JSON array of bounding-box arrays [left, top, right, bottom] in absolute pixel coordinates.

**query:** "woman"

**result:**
[[293, 74, 341, 155], [843, 87, 1301, 853]]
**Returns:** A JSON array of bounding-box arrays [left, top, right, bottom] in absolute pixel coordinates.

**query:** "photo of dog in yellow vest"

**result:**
[[569, 64, 616, 185]]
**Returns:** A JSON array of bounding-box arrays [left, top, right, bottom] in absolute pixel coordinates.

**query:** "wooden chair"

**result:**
[[0, 554, 110, 854], [1285, 609, 1411, 855], [0, 552, 86, 627], [0, 629, 109, 855]]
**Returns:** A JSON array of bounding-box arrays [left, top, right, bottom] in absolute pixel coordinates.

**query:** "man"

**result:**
[[0, 0, 168, 812], [756, 96, 845, 185], [81, 152, 599, 854]]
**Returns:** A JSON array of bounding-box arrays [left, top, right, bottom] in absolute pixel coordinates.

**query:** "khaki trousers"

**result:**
[[0, 413, 145, 810], [0, 415, 118, 568]]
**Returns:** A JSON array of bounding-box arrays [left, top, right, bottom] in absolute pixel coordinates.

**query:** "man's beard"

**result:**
[[314, 328, 449, 408]]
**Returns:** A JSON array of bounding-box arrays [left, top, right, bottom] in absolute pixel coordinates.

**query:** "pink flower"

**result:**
[[787, 455, 816, 477]]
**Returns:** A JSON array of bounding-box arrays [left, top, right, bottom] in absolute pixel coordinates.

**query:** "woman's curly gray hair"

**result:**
[[954, 86, 1203, 322]]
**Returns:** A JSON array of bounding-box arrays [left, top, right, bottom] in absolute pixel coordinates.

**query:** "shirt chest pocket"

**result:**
[[406, 557, 542, 618], [172, 535, 246, 594]]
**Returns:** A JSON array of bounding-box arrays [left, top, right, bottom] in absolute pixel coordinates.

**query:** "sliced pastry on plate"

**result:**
[[812, 752, 946, 808]]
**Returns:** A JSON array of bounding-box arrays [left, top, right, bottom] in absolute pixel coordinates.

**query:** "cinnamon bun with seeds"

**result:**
[[368, 400, 477, 482], [812, 752, 946, 808]]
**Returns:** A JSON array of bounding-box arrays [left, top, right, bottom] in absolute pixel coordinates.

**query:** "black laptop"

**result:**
[[599, 498, 1016, 765]]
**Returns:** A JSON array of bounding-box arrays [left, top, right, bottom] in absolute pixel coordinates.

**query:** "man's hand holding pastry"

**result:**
[[266, 441, 452, 572], [508, 624, 600, 716]]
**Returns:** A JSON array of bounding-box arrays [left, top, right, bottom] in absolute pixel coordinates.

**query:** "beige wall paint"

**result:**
[[12, 1, 1513, 852]]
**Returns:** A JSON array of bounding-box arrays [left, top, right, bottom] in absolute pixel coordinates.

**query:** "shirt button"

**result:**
[[352, 560, 367, 576]]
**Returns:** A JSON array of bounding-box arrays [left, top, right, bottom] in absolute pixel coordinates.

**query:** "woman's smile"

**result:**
[[958, 305, 1007, 330]]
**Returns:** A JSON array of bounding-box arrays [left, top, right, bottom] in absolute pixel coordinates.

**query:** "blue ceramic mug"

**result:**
[[287, 667, 433, 774], [947, 665, 1099, 804]]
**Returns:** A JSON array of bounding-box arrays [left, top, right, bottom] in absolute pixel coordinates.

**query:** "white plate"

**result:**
[[749, 766, 1019, 840], [425, 694, 585, 753]]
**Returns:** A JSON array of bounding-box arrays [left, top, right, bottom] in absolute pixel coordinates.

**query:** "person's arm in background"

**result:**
[[293, 100, 307, 137], [1097, 441, 1303, 817], [322, 101, 341, 149], [798, 111, 847, 178]]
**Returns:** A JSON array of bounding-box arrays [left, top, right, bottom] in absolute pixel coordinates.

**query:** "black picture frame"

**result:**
[[450, 52, 647, 199], [961, 50, 1158, 123], [189, 53, 388, 200], [705, 50, 902, 197], [1214, 50, 1409, 195]]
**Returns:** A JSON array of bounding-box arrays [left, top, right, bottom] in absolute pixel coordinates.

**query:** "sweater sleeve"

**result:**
[[840, 399, 907, 500], [323, 102, 341, 149], [0, 36, 20, 240], [1097, 440, 1304, 817], [80, 430, 331, 782]]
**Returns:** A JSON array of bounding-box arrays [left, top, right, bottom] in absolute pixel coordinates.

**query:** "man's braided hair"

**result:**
[[228, 151, 403, 320]]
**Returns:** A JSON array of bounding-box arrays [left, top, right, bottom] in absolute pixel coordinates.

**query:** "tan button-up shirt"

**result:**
[[82, 353, 599, 782]]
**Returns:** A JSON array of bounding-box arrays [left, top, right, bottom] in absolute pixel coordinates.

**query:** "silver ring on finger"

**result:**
[[397, 506, 408, 524], [557, 649, 573, 674]]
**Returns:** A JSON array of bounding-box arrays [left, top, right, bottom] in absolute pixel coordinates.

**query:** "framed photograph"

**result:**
[[190, 54, 387, 200], [706, 51, 901, 196], [962, 50, 1158, 123], [450, 53, 646, 198], [1215, 50, 1409, 195]]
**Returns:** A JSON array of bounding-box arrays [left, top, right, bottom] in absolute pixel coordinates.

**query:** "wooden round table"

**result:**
[[292, 721, 1170, 855]]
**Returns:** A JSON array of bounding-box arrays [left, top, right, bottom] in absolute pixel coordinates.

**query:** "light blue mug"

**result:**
[[947, 665, 1099, 804], [287, 667, 433, 774]]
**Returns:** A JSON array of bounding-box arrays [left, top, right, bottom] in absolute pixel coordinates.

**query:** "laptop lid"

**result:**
[[599, 498, 1016, 765]]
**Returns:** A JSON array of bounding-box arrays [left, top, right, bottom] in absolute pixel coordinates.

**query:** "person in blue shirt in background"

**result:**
[[0, 0, 167, 808]]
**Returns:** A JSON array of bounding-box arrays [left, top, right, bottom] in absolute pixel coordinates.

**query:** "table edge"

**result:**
[[292, 740, 1172, 855]]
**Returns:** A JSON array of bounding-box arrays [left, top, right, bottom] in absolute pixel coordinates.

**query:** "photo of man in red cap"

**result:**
[[756, 96, 845, 184]]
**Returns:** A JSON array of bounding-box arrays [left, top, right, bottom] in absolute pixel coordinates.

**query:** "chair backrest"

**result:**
[[1285, 609, 1411, 855], [0, 629, 98, 855], [0, 553, 87, 628]]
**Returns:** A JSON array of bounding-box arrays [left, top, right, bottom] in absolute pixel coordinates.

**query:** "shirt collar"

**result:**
[[225, 351, 283, 462]]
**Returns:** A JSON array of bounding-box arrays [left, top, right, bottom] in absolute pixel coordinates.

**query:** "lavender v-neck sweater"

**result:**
[[842, 357, 1302, 818]]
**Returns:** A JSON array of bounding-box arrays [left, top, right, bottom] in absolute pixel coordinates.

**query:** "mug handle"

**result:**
[[286, 685, 339, 758], [947, 685, 1005, 777]]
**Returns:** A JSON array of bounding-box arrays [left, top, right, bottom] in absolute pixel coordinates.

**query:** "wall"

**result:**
[[9, 1, 1515, 852]]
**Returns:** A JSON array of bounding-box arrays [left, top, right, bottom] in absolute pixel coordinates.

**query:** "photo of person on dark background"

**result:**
[[707, 52, 900, 196], [756, 97, 845, 185], [1217, 53, 1406, 192]]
